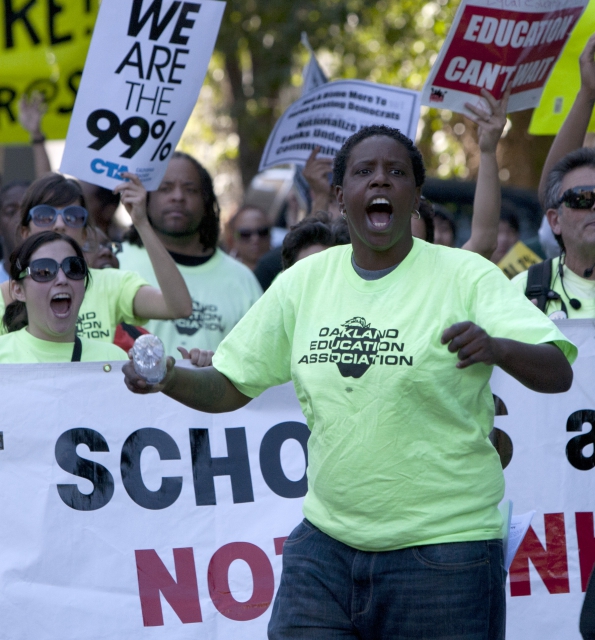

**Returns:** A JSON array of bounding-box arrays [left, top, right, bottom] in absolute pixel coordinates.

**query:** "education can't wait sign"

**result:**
[[421, 0, 588, 115], [60, 0, 225, 191]]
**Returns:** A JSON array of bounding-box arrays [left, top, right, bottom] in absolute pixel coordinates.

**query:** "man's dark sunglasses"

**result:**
[[26, 205, 88, 228], [236, 226, 270, 240], [558, 185, 595, 210], [18, 257, 88, 282]]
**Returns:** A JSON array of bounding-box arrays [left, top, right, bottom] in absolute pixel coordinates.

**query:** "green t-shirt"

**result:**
[[0, 268, 148, 342], [0, 328, 127, 363], [118, 245, 262, 356], [512, 257, 595, 319], [213, 240, 576, 552]]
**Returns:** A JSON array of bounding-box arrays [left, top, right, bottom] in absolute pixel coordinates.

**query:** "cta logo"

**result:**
[[90, 158, 129, 180]]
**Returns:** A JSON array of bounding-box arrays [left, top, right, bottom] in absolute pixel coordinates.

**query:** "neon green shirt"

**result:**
[[0, 268, 148, 342], [512, 257, 595, 319], [118, 245, 262, 356], [0, 328, 127, 363], [213, 241, 576, 552]]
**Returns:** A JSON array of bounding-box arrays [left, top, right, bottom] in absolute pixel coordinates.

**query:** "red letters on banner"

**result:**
[[431, 6, 582, 99]]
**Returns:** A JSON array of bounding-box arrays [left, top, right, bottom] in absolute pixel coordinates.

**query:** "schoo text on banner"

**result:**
[[421, 0, 588, 115]]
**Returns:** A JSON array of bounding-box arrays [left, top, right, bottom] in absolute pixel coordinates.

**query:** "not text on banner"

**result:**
[[2, 320, 595, 638], [259, 80, 420, 173], [421, 0, 588, 115], [0, 1, 98, 144], [60, 0, 225, 191]]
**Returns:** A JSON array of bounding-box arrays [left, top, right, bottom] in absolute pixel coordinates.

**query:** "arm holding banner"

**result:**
[[538, 34, 595, 201], [18, 94, 51, 178], [461, 88, 510, 259], [303, 147, 334, 214], [114, 174, 192, 319]]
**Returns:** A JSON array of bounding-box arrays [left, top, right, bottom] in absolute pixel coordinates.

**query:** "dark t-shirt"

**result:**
[[254, 246, 283, 291]]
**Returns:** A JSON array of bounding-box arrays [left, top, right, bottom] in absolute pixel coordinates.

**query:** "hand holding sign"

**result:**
[[579, 33, 595, 101], [114, 173, 148, 227], [464, 86, 511, 154]]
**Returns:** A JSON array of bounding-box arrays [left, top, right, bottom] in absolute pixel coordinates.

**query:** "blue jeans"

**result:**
[[268, 519, 505, 640]]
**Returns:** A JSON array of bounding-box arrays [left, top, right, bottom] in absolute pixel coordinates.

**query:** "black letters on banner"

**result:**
[[3, 0, 40, 49], [566, 410, 595, 471], [128, 0, 181, 41], [55, 428, 115, 511], [259, 422, 309, 498], [48, 0, 72, 45], [489, 395, 513, 470], [189, 428, 254, 506], [121, 428, 183, 509], [170, 2, 200, 45]]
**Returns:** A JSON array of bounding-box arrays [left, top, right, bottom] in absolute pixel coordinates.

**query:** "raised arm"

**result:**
[[114, 173, 192, 319], [123, 358, 251, 413], [302, 146, 334, 214], [19, 92, 51, 177], [441, 321, 572, 393], [538, 34, 595, 202], [461, 87, 510, 258]]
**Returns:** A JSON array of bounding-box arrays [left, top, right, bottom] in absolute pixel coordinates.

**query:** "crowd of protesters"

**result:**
[[1, 30, 595, 640]]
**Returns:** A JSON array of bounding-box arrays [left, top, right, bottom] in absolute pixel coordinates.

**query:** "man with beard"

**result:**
[[118, 152, 262, 356]]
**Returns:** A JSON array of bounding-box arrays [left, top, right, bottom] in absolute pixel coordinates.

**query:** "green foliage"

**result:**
[[180, 0, 546, 195]]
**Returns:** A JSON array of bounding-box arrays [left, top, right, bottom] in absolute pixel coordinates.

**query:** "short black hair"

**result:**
[[282, 212, 335, 270], [418, 197, 435, 243], [332, 125, 425, 188], [130, 152, 221, 250]]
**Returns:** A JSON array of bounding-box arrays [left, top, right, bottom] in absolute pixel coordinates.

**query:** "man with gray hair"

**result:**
[[512, 148, 595, 318]]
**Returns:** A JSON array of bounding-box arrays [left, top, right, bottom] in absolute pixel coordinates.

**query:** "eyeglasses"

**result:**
[[558, 186, 595, 210], [18, 257, 88, 282], [82, 240, 122, 255], [236, 226, 270, 241], [27, 205, 88, 228]]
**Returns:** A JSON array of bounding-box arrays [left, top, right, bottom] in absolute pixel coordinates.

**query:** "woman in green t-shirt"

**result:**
[[0, 172, 191, 344], [122, 125, 575, 640], [0, 231, 124, 362]]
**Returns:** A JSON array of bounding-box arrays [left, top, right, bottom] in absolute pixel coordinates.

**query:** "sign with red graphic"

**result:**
[[421, 0, 588, 114]]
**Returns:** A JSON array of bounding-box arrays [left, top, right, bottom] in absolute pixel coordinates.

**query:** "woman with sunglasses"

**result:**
[[0, 231, 125, 362], [0, 172, 192, 345], [226, 205, 271, 272]]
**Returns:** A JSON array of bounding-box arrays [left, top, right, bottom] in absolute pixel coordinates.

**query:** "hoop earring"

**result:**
[[412, 210, 421, 220]]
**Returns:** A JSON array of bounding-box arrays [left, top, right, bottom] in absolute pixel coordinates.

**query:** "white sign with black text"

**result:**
[[60, 0, 225, 190], [259, 80, 420, 172]]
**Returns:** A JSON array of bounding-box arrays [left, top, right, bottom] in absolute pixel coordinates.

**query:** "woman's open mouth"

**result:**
[[50, 293, 72, 318], [366, 197, 393, 230]]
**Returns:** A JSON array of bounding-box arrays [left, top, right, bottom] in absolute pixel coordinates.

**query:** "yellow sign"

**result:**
[[529, 0, 595, 135], [498, 241, 542, 279], [0, 0, 98, 144]]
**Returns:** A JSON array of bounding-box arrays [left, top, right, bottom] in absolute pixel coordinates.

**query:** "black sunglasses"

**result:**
[[236, 226, 270, 240], [27, 205, 88, 229], [18, 257, 88, 282], [558, 185, 595, 210]]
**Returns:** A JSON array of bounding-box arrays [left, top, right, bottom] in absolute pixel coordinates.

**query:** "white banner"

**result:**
[[421, 0, 588, 115], [60, 0, 225, 191], [259, 80, 420, 172], [1, 320, 594, 639]]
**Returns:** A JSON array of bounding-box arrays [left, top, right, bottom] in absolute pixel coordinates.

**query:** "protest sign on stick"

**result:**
[[421, 0, 588, 115], [259, 80, 420, 172], [0, 3, 98, 144], [60, 0, 225, 191]]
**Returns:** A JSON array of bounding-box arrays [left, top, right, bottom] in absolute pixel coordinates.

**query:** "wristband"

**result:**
[[32, 135, 45, 144]]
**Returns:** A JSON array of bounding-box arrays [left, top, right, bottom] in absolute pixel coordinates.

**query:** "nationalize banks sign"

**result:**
[[60, 0, 225, 191], [1, 321, 595, 639]]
